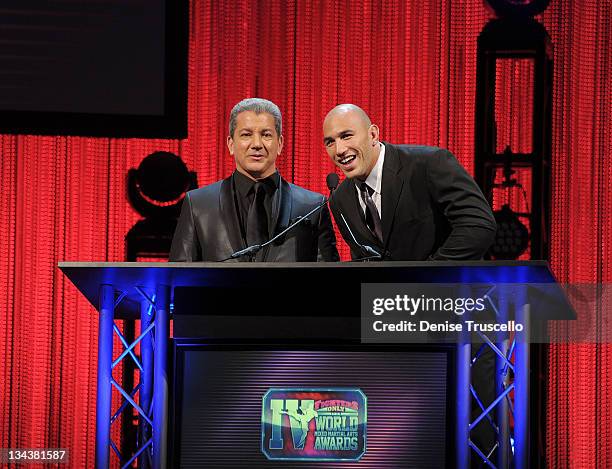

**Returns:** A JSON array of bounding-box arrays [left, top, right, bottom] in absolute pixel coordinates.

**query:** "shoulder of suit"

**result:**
[[386, 143, 446, 158], [335, 177, 353, 194], [331, 177, 355, 213], [184, 179, 225, 203], [286, 181, 326, 204], [386, 143, 457, 171]]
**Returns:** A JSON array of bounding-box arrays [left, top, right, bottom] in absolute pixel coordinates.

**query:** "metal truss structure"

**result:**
[[457, 286, 530, 469], [96, 284, 170, 469]]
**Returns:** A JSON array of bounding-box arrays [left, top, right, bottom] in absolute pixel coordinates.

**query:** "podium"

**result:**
[[59, 261, 574, 468]]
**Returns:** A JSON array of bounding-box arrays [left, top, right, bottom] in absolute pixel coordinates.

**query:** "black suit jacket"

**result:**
[[169, 174, 339, 262], [330, 143, 496, 261]]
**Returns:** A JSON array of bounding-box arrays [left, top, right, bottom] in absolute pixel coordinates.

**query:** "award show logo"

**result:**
[[261, 388, 367, 461]]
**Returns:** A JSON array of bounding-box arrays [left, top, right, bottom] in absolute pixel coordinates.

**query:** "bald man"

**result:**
[[323, 105, 498, 460], [322, 104, 496, 261]]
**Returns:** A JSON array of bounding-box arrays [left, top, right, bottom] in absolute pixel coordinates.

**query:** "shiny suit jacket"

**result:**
[[169, 174, 339, 262], [329, 143, 496, 261]]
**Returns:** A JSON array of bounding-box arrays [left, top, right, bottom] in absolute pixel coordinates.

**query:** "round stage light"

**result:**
[[136, 151, 190, 205], [128, 151, 196, 218]]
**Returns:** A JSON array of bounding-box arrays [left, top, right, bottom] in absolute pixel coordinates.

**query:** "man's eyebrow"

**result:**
[[323, 129, 351, 142]]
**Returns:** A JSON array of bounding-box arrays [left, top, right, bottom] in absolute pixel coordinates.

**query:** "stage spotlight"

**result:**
[[126, 152, 197, 260], [491, 204, 529, 259], [128, 151, 197, 218]]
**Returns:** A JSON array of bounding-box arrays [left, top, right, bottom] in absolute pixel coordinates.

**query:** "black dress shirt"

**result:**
[[232, 170, 280, 244]]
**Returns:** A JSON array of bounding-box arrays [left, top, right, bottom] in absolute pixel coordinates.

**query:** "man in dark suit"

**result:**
[[170, 98, 338, 262], [323, 104, 497, 462], [322, 104, 496, 260]]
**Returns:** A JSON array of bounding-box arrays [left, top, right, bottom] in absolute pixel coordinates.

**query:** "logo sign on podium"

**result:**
[[261, 388, 367, 461]]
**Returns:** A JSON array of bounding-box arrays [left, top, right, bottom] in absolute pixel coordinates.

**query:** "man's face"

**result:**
[[227, 111, 283, 180], [323, 111, 379, 180]]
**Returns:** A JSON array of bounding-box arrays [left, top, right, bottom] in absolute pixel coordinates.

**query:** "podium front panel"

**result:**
[[171, 342, 454, 468]]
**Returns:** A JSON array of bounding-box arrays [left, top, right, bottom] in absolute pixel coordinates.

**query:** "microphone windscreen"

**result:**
[[326, 173, 340, 191]]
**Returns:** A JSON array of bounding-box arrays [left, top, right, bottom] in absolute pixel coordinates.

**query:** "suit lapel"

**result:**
[[264, 177, 292, 261], [219, 176, 246, 256], [380, 143, 404, 247]]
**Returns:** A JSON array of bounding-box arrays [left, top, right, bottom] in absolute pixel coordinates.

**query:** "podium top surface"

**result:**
[[59, 261, 561, 317], [59, 260, 556, 285]]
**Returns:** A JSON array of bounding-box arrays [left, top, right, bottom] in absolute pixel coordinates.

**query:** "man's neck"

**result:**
[[358, 143, 382, 182], [236, 167, 277, 181]]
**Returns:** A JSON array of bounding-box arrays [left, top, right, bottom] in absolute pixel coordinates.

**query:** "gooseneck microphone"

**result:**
[[337, 212, 382, 261], [326, 172, 380, 260], [323, 172, 382, 261], [221, 173, 340, 262]]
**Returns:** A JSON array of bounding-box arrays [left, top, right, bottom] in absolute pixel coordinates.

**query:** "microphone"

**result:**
[[324, 172, 380, 260], [337, 212, 382, 261], [222, 173, 339, 261], [326, 172, 339, 192]]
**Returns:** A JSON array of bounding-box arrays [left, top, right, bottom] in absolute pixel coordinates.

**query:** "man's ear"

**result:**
[[277, 134, 284, 155], [227, 135, 234, 155], [369, 124, 380, 145]]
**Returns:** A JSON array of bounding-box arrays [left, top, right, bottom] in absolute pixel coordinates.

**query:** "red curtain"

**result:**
[[0, 1, 609, 467], [544, 1, 612, 467]]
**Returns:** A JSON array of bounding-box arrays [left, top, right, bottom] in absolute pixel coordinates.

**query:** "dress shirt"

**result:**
[[232, 170, 280, 243]]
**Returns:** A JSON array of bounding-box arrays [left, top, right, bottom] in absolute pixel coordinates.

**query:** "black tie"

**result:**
[[246, 182, 268, 250], [359, 182, 383, 242]]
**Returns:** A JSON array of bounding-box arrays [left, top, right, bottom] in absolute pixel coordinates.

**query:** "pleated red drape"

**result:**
[[0, 1, 609, 467], [544, 2, 612, 466]]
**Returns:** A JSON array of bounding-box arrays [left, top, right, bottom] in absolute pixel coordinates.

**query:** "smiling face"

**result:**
[[323, 106, 380, 180], [227, 111, 283, 180]]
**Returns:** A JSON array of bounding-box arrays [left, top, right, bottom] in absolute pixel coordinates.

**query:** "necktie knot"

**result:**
[[359, 182, 374, 197], [253, 181, 265, 197]]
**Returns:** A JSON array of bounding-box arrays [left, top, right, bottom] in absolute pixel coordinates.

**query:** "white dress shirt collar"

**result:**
[[365, 143, 385, 196]]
